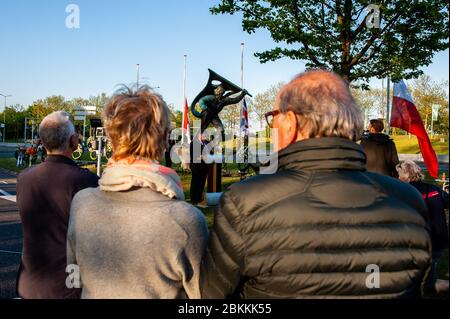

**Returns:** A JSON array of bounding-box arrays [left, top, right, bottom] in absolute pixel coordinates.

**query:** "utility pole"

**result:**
[[0, 93, 12, 143]]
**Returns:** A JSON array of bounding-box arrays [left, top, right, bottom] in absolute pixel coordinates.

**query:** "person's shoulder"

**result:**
[[17, 163, 42, 182], [222, 170, 310, 218], [425, 182, 441, 192], [71, 187, 100, 212], [72, 166, 99, 184], [366, 172, 425, 211], [228, 169, 308, 196], [166, 200, 208, 239], [387, 136, 396, 145], [170, 200, 207, 225]]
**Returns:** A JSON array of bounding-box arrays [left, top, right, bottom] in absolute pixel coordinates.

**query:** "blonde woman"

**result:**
[[67, 86, 208, 299]]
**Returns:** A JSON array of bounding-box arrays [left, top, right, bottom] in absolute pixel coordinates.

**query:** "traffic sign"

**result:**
[[74, 115, 86, 121], [74, 105, 96, 111], [74, 110, 87, 116]]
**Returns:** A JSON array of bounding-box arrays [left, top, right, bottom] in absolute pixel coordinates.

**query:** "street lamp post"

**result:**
[[136, 64, 140, 88], [0, 93, 12, 143]]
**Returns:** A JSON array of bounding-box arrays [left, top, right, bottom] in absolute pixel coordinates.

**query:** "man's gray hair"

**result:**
[[39, 111, 75, 153], [396, 160, 424, 182], [278, 69, 363, 140]]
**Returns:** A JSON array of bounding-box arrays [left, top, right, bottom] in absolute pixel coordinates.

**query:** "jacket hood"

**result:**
[[278, 137, 367, 172]]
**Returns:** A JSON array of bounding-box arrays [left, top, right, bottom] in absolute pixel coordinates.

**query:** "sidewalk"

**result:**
[[399, 154, 449, 163], [0, 142, 27, 148]]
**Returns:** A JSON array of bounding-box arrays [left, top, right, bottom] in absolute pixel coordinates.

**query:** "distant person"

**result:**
[[15, 145, 25, 167], [189, 131, 218, 204], [16, 111, 99, 299], [200, 70, 431, 298], [67, 85, 208, 298], [396, 160, 449, 295], [164, 129, 176, 168], [360, 119, 399, 177]]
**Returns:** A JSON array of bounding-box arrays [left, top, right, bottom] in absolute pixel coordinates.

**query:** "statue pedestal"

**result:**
[[198, 154, 223, 207], [207, 161, 222, 193]]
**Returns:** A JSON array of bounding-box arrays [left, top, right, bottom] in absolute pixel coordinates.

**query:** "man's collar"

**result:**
[[45, 154, 77, 166]]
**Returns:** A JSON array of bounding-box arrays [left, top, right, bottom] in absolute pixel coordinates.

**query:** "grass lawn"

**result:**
[[0, 157, 44, 173], [393, 134, 449, 155]]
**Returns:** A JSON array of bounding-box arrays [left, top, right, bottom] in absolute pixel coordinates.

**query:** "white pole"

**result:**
[[381, 78, 385, 118], [31, 120, 34, 144], [136, 64, 140, 88], [240, 42, 244, 134], [82, 116, 86, 142], [3, 96, 5, 143], [386, 77, 391, 136], [96, 137, 102, 176], [241, 43, 244, 90], [24, 117, 27, 142], [182, 55, 187, 145]]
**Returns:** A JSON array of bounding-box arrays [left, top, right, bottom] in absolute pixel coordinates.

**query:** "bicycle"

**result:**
[[72, 137, 103, 161], [88, 137, 113, 161]]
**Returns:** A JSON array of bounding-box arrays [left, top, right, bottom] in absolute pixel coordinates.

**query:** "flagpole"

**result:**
[[241, 43, 244, 90], [386, 77, 391, 136], [136, 64, 140, 88], [240, 42, 248, 161], [240, 43, 244, 132], [381, 78, 385, 116], [182, 55, 187, 144]]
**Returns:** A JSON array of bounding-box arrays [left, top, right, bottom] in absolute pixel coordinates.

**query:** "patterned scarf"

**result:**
[[99, 157, 185, 200]]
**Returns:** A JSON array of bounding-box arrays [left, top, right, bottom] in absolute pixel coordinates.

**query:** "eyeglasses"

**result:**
[[264, 110, 281, 128]]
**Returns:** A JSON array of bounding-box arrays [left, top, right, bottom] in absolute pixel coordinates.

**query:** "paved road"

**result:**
[[0, 169, 20, 299], [0, 145, 16, 158]]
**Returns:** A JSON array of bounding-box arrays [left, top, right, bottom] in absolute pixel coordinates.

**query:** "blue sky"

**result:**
[[0, 0, 448, 111]]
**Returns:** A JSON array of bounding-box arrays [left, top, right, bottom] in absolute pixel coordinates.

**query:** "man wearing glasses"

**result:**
[[200, 70, 431, 299]]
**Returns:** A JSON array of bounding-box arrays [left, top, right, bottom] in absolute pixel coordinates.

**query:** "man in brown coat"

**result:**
[[16, 111, 99, 299], [360, 119, 400, 178]]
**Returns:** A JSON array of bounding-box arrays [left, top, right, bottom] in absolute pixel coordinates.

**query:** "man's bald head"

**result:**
[[276, 69, 363, 140]]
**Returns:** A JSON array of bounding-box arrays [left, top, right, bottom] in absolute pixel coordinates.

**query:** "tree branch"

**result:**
[[289, 1, 326, 67], [349, 10, 403, 68], [317, 0, 337, 14]]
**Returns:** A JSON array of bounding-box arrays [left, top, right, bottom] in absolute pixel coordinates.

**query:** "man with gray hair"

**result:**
[[201, 70, 432, 298], [16, 111, 99, 299]]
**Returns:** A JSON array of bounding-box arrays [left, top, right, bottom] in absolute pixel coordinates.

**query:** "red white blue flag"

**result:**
[[240, 97, 249, 136], [391, 80, 438, 178], [182, 98, 191, 144]]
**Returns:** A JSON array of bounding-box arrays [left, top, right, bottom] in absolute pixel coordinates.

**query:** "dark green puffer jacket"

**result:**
[[200, 137, 432, 299]]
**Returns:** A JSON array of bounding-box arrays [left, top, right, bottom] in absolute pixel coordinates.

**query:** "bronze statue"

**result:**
[[189, 69, 251, 204], [190, 69, 251, 138]]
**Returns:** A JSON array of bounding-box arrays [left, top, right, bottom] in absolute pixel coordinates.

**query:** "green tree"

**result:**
[[1, 104, 26, 141], [167, 104, 183, 128], [28, 95, 70, 122], [88, 93, 109, 115], [410, 75, 449, 134], [253, 82, 284, 129], [220, 102, 244, 133], [351, 86, 387, 126], [211, 0, 449, 84]]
